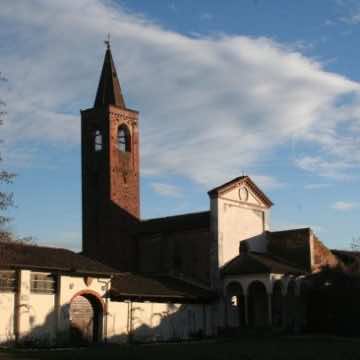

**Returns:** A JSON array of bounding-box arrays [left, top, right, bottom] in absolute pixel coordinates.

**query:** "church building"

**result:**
[[0, 43, 343, 346]]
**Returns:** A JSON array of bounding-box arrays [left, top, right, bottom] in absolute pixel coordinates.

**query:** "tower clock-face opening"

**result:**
[[117, 124, 131, 152]]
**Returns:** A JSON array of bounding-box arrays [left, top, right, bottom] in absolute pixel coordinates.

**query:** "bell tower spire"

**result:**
[[94, 37, 126, 108], [81, 42, 140, 271]]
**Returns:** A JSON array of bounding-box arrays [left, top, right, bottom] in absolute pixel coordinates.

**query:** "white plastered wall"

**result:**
[[211, 182, 270, 269], [0, 270, 213, 345], [27, 294, 56, 343], [0, 292, 15, 343], [106, 301, 210, 343]]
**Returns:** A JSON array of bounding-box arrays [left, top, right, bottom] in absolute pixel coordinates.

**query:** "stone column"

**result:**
[[54, 274, 61, 341], [16, 270, 31, 342], [267, 293, 272, 326], [244, 293, 249, 326], [224, 295, 229, 328]]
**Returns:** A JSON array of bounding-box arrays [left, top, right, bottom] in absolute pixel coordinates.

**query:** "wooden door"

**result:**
[[70, 295, 98, 344]]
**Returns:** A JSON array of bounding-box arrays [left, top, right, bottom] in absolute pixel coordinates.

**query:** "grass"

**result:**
[[1, 336, 360, 360]]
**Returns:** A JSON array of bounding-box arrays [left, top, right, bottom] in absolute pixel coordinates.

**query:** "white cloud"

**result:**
[[1, 0, 360, 187], [331, 201, 359, 211], [151, 182, 183, 198], [250, 175, 284, 190], [295, 156, 354, 180]]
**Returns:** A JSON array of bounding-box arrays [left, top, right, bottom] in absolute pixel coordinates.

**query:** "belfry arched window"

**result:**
[[117, 124, 131, 152], [94, 130, 102, 152]]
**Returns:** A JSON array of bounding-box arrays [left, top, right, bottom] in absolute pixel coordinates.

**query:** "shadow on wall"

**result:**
[[107, 302, 206, 344], [14, 304, 70, 347], [7, 300, 207, 348]]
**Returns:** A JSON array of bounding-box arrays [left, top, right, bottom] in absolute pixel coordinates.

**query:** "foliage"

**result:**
[[350, 236, 360, 251], [0, 72, 16, 242], [0, 73, 33, 244]]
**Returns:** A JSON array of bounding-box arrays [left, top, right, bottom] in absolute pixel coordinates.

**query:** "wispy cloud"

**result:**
[[251, 175, 285, 190], [340, 12, 360, 24], [304, 183, 331, 190], [169, 2, 176, 12], [1, 0, 360, 187], [336, 0, 360, 24], [295, 156, 354, 180], [151, 182, 183, 198], [200, 13, 213, 21], [331, 201, 359, 211]]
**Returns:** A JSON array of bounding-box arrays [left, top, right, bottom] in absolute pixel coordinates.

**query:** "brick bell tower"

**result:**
[[81, 42, 140, 271]]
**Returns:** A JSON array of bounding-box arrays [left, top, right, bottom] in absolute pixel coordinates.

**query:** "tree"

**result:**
[[0, 72, 16, 242], [350, 236, 360, 252], [0, 74, 34, 245]]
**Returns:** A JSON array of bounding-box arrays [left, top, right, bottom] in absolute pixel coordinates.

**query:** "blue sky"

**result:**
[[1, 0, 360, 250]]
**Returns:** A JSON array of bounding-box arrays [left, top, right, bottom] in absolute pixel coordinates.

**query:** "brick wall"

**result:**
[[311, 234, 339, 272], [81, 105, 140, 272], [267, 229, 312, 271], [137, 228, 211, 285]]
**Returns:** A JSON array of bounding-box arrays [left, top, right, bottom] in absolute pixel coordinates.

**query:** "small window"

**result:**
[[0, 271, 17, 292], [30, 273, 56, 294], [117, 125, 131, 152], [94, 130, 102, 152]]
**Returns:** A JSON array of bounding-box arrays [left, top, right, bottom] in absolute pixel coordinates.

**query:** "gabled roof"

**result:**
[[110, 273, 216, 303], [134, 211, 210, 235], [0, 241, 118, 276], [94, 45, 125, 108], [221, 251, 304, 276], [208, 176, 273, 207]]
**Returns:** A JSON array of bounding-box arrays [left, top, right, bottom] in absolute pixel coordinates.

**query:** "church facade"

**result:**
[[0, 44, 343, 346]]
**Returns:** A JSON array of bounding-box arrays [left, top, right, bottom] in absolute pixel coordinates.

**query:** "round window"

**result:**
[[239, 187, 249, 201]]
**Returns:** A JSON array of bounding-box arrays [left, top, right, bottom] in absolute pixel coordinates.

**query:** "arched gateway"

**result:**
[[69, 292, 103, 344]]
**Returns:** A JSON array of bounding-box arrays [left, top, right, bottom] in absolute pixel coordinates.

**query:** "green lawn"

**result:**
[[1, 336, 360, 360]]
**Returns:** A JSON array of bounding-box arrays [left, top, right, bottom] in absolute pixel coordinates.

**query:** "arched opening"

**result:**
[[94, 130, 103, 152], [272, 280, 283, 328], [225, 282, 245, 329], [248, 281, 268, 328], [117, 124, 131, 152], [70, 293, 103, 344]]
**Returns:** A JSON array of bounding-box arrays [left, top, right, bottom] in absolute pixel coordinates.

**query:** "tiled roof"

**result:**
[[134, 211, 210, 235], [110, 273, 216, 303], [221, 251, 305, 276], [0, 241, 118, 276], [331, 249, 360, 272], [207, 176, 273, 207], [269, 227, 310, 237]]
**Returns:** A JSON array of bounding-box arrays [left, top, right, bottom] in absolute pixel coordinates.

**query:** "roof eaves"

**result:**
[[207, 176, 273, 207]]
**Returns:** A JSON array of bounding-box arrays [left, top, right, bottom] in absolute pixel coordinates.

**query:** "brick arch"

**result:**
[[70, 290, 105, 344], [225, 281, 244, 296], [225, 281, 246, 329], [70, 289, 106, 311], [247, 281, 269, 328]]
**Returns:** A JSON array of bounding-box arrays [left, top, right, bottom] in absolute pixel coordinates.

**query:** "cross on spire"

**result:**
[[104, 33, 111, 49], [94, 37, 126, 108]]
